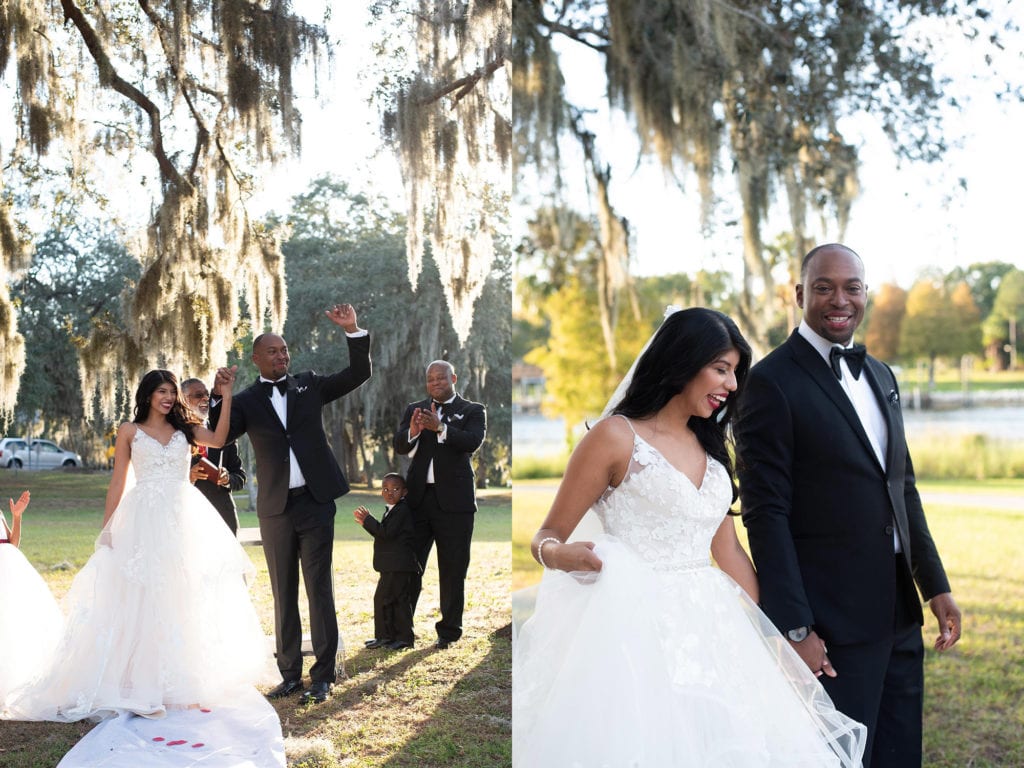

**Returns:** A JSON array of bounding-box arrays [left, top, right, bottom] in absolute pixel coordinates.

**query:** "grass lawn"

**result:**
[[0, 470, 511, 768], [512, 477, 1024, 767]]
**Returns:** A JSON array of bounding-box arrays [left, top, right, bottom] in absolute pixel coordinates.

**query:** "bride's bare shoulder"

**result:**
[[577, 415, 634, 452]]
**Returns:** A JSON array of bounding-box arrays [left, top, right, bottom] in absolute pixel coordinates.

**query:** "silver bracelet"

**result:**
[[536, 536, 562, 569]]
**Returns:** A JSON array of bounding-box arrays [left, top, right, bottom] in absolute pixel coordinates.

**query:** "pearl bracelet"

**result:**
[[536, 536, 562, 569]]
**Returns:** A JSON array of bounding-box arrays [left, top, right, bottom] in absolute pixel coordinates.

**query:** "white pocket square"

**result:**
[[296, 386, 308, 394], [452, 413, 465, 420]]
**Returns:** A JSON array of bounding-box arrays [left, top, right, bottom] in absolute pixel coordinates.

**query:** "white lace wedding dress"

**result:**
[[6, 428, 270, 722], [513, 418, 866, 767], [0, 521, 63, 706]]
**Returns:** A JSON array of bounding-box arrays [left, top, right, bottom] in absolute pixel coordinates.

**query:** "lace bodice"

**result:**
[[131, 428, 191, 485], [592, 420, 733, 571]]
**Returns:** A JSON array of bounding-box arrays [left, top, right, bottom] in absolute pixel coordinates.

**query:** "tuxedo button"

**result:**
[[884, 525, 894, 535]]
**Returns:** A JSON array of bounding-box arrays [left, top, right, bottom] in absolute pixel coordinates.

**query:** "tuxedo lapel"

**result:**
[[788, 333, 880, 469]]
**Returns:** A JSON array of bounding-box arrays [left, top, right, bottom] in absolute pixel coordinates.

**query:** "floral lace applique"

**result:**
[[594, 431, 732, 571]]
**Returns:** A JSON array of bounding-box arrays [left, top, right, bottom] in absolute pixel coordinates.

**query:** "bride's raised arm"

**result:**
[[530, 416, 633, 573], [194, 365, 236, 448]]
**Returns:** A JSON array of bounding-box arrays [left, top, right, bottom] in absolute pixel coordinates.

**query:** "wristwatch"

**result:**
[[786, 625, 812, 643]]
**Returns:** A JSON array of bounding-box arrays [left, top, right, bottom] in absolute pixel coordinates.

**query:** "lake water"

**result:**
[[514, 407, 1024, 457]]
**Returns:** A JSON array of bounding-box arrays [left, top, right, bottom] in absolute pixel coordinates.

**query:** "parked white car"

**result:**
[[11, 439, 82, 469], [0, 437, 29, 468]]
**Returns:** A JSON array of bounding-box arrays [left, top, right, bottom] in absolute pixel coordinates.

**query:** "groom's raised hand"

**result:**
[[325, 303, 359, 333], [213, 365, 237, 395]]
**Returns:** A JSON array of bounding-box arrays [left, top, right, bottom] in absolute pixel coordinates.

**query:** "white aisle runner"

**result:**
[[56, 687, 284, 768]]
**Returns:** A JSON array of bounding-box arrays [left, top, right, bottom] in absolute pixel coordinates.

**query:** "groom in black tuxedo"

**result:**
[[734, 244, 961, 767], [393, 360, 485, 649], [213, 303, 370, 705]]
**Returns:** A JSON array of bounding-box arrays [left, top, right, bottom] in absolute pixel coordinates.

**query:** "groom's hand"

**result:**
[[929, 592, 962, 651], [789, 631, 836, 678]]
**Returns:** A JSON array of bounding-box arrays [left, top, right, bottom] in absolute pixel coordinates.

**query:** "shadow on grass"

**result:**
[[379, 624, 511, 768], [272, 624, 512, 768]]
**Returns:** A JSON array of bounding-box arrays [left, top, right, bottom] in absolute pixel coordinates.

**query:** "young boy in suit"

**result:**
[[354, 473, 420, 650]]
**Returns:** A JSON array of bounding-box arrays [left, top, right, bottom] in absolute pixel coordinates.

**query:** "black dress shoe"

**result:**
[[299, 681, 332, 704], [434, 638, 453, 649], [387, 639, 413, 650], [267, 679, 304, 699], [365, 638, 393, 649]]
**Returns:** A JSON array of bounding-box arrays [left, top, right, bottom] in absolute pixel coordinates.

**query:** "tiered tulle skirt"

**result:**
[[6, 480, 271, 721], [513, 538, 866, 767]]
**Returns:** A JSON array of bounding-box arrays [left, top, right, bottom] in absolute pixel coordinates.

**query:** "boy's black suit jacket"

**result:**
[[361, 498, 420, 573]]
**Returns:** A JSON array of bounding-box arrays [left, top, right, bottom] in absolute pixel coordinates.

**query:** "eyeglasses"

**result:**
[[187, 392, 210, 401]]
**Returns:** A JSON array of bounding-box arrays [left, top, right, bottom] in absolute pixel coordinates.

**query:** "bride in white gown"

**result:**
[[6, 367, 270, 722], [513, 307, 866, 767]]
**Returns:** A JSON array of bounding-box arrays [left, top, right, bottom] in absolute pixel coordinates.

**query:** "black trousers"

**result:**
[[373, 571, 415, 644], [822, 558, 925, 767], [259, 491, 338, 684], [410, 485, 474, 642]]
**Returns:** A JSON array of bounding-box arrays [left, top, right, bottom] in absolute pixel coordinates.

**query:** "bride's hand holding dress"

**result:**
[[530, 416, 636, 575]]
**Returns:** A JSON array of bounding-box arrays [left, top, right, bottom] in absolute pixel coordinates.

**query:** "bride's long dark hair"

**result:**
[[133, 369, 200, 445], [611, 308, 751, 503]]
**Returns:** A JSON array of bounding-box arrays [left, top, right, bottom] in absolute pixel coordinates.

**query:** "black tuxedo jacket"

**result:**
[[190, 442, 245, 518], [213, 334, 371, 518], [361, 499, 420, 573], [393, 394, 486, 513], [734, 330, 950, 645]]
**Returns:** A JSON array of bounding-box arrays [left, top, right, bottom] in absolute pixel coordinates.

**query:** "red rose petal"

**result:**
[[168, 740, 187, 746], [200, 708, 211, 713], [192, 743, 205, 748], [152, 737, 165, 742]]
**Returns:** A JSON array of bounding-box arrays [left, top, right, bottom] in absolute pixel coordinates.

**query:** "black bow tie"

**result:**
[[829, 345, 866, 380], [432, 400, 446, 408], [262, 379, 287, 395]]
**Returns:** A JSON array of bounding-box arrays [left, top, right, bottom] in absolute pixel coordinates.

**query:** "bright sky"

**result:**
[[247, 4, 405, 217], [542, 12, 1024, 290]]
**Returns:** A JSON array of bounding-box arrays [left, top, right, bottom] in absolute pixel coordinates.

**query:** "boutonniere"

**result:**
[[887, 389, 899, 407]]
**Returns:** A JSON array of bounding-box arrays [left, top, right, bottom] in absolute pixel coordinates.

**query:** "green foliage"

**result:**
[[510, 453, 568, 480], [908, 435, 1024, 480], [946, 261, 1016, 320], [900, 279, 981, 377], [9, 217, 140, 461], [524, 275, 652, 439], [983, 270, 1024, 366]]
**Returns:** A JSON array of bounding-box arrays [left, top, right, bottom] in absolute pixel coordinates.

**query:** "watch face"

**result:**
[[787, 626, 809, 642]]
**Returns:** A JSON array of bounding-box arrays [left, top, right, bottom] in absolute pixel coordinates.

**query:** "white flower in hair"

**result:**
[[664, 304, 683, 319]]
